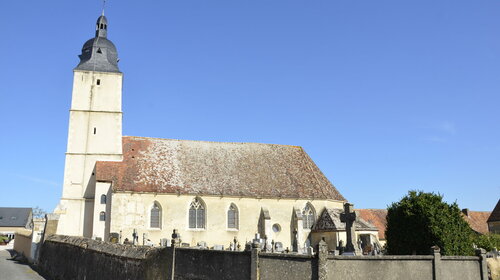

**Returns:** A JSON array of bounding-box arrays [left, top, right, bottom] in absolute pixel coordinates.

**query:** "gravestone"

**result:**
[[340, 203, 361, 255], [245, 242, 252, 251], [161, 238, 170, 247], [213, 244, 224, 250], [109, 232, 119, 244], [304, 239, 311, 254], [132, 229, 139, 245], [171, 229, 181, 247], [252, 233, 263, 249], [275, 242, 284, 252], [307, 246, 314, 255], [337, 240, 345, 255]]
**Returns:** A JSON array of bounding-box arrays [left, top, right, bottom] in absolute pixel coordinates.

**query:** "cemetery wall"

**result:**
[[38, 235, 489, 280], [325, 255, 485, 280], [39, 235, 171, 280], [174, 248, 251, 279], [13, 231, 33, 261], [259, 253, 316, 280], [441, 257, 481, 279], [326, 256, 433, 280]]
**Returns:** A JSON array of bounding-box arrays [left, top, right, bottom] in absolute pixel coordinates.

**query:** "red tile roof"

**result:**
[[462, 210, 491, 235], [95, 136, 346, 201], [357, 209, 388, 240], [356, 208, 492, 239]]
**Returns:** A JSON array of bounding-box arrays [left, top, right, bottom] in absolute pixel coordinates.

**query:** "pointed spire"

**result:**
[[101, 0, 106, 16]]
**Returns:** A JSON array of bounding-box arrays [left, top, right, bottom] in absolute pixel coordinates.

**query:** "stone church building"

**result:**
[[54, 14, 380, 252]]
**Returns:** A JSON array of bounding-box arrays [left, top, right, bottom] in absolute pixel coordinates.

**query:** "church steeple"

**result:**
[[96, 15, 108, 38], [75, 13, 120, 73], [56, 9, 124, 238]]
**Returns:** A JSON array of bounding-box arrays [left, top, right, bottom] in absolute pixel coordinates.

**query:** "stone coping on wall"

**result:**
[[44, 235, 159, 259], [175, 247, 249, 254], [13, 230, 32, 238], [326, 255, 480, 261], [441, 256, 481, 260], [327, 255, 435, 260], [260, 252, 315, 259]]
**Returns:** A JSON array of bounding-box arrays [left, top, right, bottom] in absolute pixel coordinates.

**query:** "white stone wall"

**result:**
[[109, 192, 344, 249], [92, 182, 112, 240], [56, 70, 123, 237]]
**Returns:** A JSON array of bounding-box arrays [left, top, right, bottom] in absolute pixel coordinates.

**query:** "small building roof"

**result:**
[[357, 209, 388, 240], [487, 199, 500, 223], [0, 208, 32, 228], [96, 136, 346, 201], [461, 209, 491, 235], [312, 208, 378, 232], [355, 208, 491, 239]]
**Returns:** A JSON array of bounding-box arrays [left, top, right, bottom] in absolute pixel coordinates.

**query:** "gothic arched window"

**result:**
[[100, 194, 107, 204], [227, 203, 239, 229], [189, 197, 205, 229], [99, 211, 106, 221], [302, 203, 316, 229], [150, 202, 162, 229]]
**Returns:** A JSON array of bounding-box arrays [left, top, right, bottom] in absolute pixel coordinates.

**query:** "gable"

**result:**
[[312, 208, 378, 232], [487, 199, 500, 223]]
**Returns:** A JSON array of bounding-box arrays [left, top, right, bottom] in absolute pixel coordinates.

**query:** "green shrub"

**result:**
[[386, 190, 474, 256], [474, 233, 500, 252]]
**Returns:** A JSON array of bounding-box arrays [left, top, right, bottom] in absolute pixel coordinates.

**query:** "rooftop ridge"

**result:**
[[122, 135, 304, 149]]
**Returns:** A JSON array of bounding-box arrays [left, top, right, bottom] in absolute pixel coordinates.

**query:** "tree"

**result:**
[[32, 206, 47, 219], [385, 190, 474, 256]]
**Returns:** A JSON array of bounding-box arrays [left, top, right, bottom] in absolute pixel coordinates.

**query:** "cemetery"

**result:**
[[36, 203, 493, 280]]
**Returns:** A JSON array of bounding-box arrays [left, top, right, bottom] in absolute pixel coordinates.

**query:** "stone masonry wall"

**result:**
[[13, 231, 32, 261], [39, 235, 171, 280], [174, 248, 251, 280], [38, 235, 489, 280], [259, 253, 316, 280]]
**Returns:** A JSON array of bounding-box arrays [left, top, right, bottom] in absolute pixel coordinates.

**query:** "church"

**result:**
[[53, 13, 380, 252]]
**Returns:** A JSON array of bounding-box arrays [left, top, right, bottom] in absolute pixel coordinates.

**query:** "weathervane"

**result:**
[[102, 0, 106, 15]]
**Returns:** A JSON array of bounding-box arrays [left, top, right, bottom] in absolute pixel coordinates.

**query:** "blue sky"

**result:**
[[0, 1, 499, 212]]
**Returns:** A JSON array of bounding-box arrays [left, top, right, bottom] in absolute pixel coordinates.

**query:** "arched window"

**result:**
[[302, 203, 316, 229], [189, 197, 205, 229], [99, 211, 106, 221], [100, 194, 106, 204], [227, 203, 239, 229], [150, 202, 161, 228]]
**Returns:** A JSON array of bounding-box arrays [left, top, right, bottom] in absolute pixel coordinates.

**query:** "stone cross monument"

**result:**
[[340, 203, 360, 255]]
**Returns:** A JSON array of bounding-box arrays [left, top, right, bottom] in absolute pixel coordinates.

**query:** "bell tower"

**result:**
[[55, 13, 123, 237]]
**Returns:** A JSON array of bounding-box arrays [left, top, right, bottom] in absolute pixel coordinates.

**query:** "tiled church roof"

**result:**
[[96, 136, 346, 201]]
